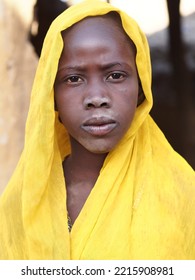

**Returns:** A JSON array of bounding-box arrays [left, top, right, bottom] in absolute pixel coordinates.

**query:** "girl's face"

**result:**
[[54, 16, 139, 154]]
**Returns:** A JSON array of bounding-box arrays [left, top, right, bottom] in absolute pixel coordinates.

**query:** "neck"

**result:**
[[63, 136, 107, 186]]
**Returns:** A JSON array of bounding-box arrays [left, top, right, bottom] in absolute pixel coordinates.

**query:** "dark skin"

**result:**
[[54, 16, 139, 225]]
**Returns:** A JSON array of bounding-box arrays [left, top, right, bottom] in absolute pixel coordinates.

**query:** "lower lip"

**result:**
[[82, 123, 117, 136]]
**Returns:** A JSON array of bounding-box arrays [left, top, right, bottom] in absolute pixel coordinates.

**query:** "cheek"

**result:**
[[117, 83, 138, 108], [55, 87, 82, 120], [58, 105, 78, 130], [123, 88, 138, 104], [112, 76, 139, 102], [117, 88, 138, 129], [55, 96, 74, 127]]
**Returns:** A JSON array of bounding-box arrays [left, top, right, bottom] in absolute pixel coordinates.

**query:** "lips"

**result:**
[[81, 116, 117, 136]]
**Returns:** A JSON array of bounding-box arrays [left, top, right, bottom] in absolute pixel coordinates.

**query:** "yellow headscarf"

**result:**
[[0, 0, 195, 260]]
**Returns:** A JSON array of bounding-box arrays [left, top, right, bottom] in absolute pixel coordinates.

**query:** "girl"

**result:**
[[0, 0, 195, 259]]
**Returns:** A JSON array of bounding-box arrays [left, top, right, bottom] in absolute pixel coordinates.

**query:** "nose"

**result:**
[[83, 81, 111, 109]]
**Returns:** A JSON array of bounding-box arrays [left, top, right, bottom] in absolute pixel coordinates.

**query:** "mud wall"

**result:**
[[0, 0, 38, 194]]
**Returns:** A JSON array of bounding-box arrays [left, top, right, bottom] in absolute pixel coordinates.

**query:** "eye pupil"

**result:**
[[65, 76, 82, 84], [70, 76, 79, 82], [112, 73, 121, 79]]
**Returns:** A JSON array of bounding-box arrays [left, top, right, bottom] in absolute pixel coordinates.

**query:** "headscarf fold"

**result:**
[[0, 0, 195, 260]]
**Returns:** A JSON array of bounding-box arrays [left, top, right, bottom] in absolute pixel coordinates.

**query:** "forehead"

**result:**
[[61, 14, 136, 55]]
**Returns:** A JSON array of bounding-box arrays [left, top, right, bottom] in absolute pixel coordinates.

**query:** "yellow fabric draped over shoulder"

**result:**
[[0, 0, 195, 260]]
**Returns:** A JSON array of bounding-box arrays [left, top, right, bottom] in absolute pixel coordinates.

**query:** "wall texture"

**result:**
[[0, 0, 38, 194]]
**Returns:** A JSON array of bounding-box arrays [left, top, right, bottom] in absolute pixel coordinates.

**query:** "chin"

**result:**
[[75, 137, 118, 155], [83, 142, 116, 155]]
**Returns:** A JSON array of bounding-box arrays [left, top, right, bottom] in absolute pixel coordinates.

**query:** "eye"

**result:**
[[107, 72, 126, 81], [65, 75, 83, 84]]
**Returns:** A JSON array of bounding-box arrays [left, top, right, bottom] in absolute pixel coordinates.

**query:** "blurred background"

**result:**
[[0, 0, 194, 194]]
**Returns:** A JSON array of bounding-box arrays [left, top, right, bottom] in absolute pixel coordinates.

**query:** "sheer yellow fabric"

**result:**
[[0, 0, 195, 260]]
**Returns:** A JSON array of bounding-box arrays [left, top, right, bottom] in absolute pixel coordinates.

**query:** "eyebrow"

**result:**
[[100, 62, 125, 70], [58, 62, 131, 73]]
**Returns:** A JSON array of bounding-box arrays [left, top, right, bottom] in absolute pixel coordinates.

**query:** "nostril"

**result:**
[[101, 102, 109, 108], [86, 103, 94, 109], [86, 102, 109, 109], [84, 96, 111, 109]]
